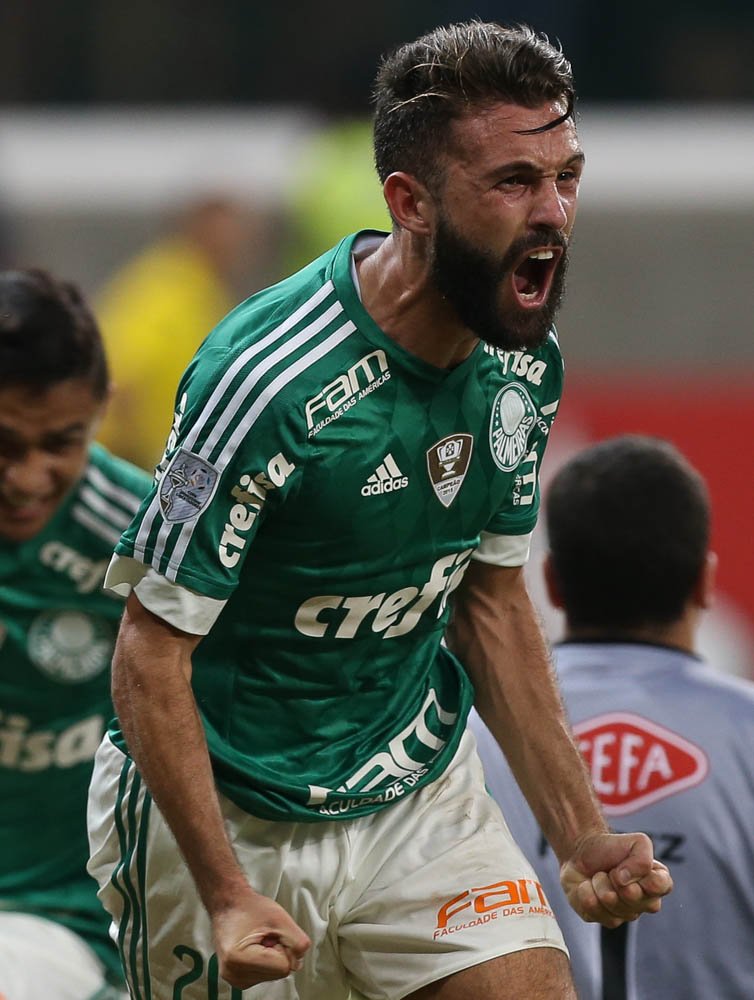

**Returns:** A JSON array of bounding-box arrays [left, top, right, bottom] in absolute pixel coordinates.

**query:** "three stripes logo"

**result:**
[[361, 453, 409, 497]]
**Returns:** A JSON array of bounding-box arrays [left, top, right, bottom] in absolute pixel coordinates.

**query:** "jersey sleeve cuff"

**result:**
[[105, 555, 226, 635], [104, 553, 149, 595], [471, 530, 532, 567]]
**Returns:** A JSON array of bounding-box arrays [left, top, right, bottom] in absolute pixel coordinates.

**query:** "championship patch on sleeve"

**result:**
[[158, 449, 220, 523]]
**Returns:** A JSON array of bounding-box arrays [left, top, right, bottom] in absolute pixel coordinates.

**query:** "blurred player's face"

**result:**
[[429, 100, 582, 350], [0, 379, 106, 542]]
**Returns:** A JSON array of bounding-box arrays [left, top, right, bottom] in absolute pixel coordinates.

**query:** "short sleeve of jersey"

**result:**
[[112, 342, 306, 601], [483, 332, 564, 539]]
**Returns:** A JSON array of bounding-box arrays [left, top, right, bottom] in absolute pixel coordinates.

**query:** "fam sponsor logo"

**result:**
[[574, 713, 709, 815], [39, 541, 109, 595], [308, 687, 455, 815], [434, 878, 553, 939], [0, 711, 104, 771], [294, 548, 473, 640], [489, 383, 536, 472], [426, 434, 473, 508], [218, 453, 296, 568], [484, 344, 548, 386], [27, 611, 115, 682], [158, 449, 220, 523], [305, 350, 390, 437]]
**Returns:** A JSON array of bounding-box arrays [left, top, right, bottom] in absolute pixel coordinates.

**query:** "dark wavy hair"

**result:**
[[0, 268, 108, 398], [373, 20, 575, 191]]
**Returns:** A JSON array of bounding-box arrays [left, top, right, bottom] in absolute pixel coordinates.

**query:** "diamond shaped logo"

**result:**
[[573, 713, 709, 815]]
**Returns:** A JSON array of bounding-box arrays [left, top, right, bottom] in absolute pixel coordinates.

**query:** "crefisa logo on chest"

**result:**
[[489, 384, 536, 472]]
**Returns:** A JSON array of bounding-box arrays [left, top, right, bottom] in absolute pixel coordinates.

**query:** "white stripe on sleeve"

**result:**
[[471, 530, 532, 567]]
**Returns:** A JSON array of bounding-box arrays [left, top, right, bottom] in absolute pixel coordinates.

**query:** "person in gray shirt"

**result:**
[[470, 434, 754, 1000]]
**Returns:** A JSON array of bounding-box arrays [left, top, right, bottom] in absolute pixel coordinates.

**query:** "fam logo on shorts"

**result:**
[[27, 610, 115, 682], [434, 879, 552, 939], [426, 434, 473, 508], [158, 448, 220, 523], [489, 384, 536, 472], [574, 713, 709, 815]]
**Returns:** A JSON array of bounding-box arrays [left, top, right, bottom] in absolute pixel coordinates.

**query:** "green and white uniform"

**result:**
[[93, 232, 567, 999], [106, 231, 564, 822], [0, 443, 149, 988]]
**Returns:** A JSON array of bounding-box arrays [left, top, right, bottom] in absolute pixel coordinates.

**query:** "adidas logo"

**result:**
[[360, 453, 409, 497]]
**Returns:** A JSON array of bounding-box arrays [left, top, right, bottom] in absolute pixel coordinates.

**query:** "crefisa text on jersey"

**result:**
[[0, 711, 105, 771], [294, 548, 473, 639], [483, 344, 548, 385], [217, 453, 296, 568], [38, 541, 110, 595]]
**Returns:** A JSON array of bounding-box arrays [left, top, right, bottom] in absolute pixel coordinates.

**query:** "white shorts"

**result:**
[[0, 911, 122, 1000], [87, 731, 566, 1000]]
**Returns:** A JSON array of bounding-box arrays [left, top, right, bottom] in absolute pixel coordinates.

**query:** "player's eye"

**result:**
[[44, 435, 84, 455], [558, 168, 581, 186], [0, 433, 24, 461]]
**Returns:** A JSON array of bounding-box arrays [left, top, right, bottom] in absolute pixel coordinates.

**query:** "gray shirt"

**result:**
[[469, 641, 754, 1000]]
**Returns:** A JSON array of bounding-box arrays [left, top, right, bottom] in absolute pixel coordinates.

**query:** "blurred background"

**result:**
[[1, 0, 752, 674]]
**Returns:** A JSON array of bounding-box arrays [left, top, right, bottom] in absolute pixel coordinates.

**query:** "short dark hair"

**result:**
[[0, 268, 108, 398], [545, 436, 710, 631], [372, 21, 575, 190]]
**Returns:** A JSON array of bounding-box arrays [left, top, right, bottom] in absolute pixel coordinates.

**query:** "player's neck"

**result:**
[[356, 233, 479, 370], [563, 616, 698, 654]]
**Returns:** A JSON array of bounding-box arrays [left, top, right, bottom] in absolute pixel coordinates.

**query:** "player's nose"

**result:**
[[2, 450, 56, 500], [528, 179, 569, 232]]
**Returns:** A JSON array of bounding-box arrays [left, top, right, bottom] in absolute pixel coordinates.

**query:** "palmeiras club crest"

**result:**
[[28, 610, 115, 682], [426, 434, 473, 508], [489, 383, 537, 472], [158, 449, 219, 523]]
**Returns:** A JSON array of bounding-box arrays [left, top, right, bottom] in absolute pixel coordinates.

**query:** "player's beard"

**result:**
[[429, 212, 569, 351]]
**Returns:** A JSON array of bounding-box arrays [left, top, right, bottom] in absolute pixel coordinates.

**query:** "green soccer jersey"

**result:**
[[0, 443, 150, 975], [110, 232, 564, 823]]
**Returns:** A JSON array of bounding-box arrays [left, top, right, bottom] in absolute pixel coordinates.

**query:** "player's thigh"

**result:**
[[88, 735, 351, 1000], [406, 947, 576, 1000], [338, 732, 567, 1000]]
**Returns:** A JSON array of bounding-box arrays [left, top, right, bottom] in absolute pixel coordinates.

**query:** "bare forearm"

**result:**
[[448, 564, 607, 862], [113, 595, 249, 914]]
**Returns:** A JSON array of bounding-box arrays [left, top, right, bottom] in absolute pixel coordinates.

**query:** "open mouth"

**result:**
[[511, 246, 562, 309]]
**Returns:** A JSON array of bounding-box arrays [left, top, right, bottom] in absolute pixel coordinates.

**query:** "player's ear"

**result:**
[[382, 172, 435, 235], [694, 550, 717, 611], [543, 552, 565, 610]]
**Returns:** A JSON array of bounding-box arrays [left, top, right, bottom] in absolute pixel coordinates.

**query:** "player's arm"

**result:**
[[112, 592, 310, 988], [446, 560, 672, 926]]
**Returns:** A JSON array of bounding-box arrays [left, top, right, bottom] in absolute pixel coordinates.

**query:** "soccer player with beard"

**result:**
[[87, 22, 671, 1000]]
